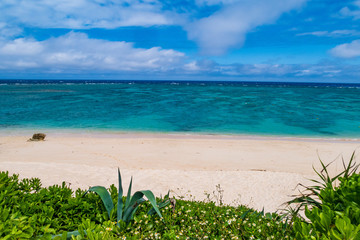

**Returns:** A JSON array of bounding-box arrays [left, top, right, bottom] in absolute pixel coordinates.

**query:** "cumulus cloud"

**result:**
[[330, 40, 360, 58], [0, 31, 345, 79], [0, 0, 310, 57], [0, 32, 352, 80], [0, 32, 185, 72], [186, 0, 307, 55], [0, 0, 174, 29]]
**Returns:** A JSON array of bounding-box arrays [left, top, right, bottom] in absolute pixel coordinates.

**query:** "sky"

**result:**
[[0, 0, 360, 82]]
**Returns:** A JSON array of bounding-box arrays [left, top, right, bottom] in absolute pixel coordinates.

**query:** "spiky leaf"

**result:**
[[117, 168, 123, 225], [85, 186, 114, 219], [124, 177, 133, 210]]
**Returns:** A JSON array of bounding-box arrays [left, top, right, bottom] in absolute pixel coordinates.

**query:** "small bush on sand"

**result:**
[[286, 152, 360, 239]]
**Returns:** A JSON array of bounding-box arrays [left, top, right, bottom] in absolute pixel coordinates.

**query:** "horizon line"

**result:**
[[1, 79, 360, 86]]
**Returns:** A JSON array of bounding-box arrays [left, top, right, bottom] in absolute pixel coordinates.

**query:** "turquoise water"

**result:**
[[1, 80, 360, 138]]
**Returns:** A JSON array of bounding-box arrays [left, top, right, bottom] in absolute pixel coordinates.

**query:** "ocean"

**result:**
[[1, 80, 360, 138]]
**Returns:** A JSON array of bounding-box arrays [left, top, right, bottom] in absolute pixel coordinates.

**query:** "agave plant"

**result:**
[[51, 169, 169, 239], [84, 168, 170, 226]]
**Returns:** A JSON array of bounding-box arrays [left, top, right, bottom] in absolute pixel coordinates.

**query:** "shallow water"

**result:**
[[1, 80, 360, 138]]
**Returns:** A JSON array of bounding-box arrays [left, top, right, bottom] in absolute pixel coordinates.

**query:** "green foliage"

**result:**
[[0, 171, 107, 239], [84, 168, 167, 226], [63, 200, 293, 239], [0, 170, 292, 239], [288, 152, 360, 239], [0, 207, 34, 239]]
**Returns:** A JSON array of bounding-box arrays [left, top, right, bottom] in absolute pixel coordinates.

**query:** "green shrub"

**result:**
[[0, 207, 34, 240], [0, 171, 107, 238], [288, 152, 360, 239], [0, 170, 292, 239]]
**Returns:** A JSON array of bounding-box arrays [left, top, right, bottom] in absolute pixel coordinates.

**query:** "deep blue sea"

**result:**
[[1, 80, 360, 138]]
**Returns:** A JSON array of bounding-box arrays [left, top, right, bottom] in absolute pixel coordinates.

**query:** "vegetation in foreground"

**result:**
[[288, 152, 360, 239], [0, 171, 291, 239], [0, 152, 359, 239]]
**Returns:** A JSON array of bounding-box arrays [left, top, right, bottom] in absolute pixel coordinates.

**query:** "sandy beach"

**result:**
[[0, 132, 359, 212]]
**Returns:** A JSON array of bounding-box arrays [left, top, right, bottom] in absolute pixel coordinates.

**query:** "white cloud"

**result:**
[[330, 39, 360, 58], [329, 30, 360, 36], [339, 0, 360, 19], [0, 0, 174, 29], [0, 0, 310, 57], [195, 0, 238, 6], [186, 0, 307, 55], [183, 59, 218, 72], [297, 30, 360, 37], [0, 22, 23, 39], [297, 31, 328, 37], [0, 38, 43, 55], [0, 35, 351, 80], [181, 60, 343, 79], [0, 32, 185, 73], [297, 29, 360, 38], [234, 64, 295, 76]]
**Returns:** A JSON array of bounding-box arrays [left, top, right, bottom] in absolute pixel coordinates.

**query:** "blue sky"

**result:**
[[1, 0, 360, 82]]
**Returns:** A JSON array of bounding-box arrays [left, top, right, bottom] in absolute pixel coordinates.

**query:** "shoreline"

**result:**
[[1, 131, 359, 174], [1, 128, 360, 142], [1, 131, 359, 212]]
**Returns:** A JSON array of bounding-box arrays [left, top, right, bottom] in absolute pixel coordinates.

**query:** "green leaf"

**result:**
[[122, 197, 146, 222], [148, 191, 170, 215], [124, 177, 133, 210], [240, 209, 252, 220], [117, 168, 123, 226], [129, 198, 147, 220], [85, 186, 114, 219], [319, 212, 331, 231], [124, 190, 163, 220], [330, 229, 344, 240], [139, 190, 163, 219], [334, 217, 357, 239]]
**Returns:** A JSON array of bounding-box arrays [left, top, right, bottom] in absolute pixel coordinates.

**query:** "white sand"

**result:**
[[0, 132, 359, 212]]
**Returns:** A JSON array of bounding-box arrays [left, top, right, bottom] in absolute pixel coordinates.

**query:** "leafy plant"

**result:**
[[0, 207, 34, 240], [0, 170, 294, 239], [287, 151, 360, 239], [286, 151, 359, 217], [84, 168, 169, 226]]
